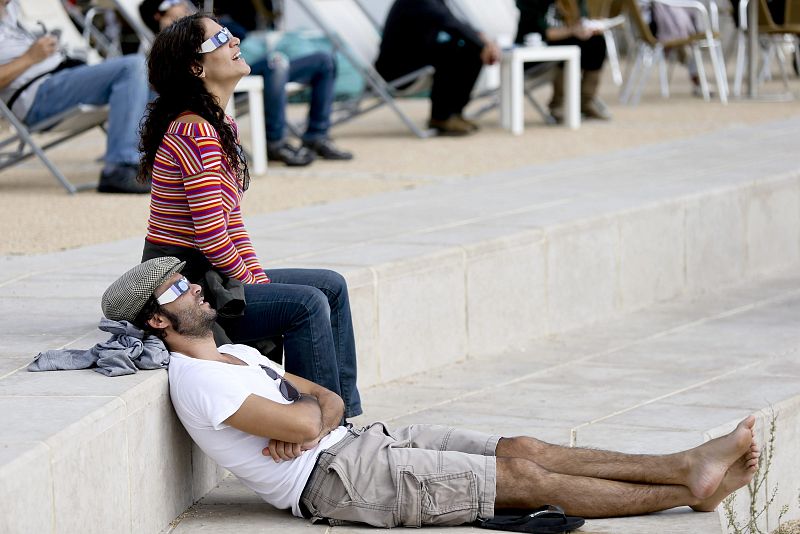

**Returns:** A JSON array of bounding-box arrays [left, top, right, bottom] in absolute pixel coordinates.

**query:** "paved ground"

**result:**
[[166, 270, 800, 534], [1, 73, 798, 255]]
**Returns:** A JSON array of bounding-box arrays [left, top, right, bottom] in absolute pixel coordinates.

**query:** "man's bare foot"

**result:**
[[685, 416, 756, 499], [692, 443, 760, 512]]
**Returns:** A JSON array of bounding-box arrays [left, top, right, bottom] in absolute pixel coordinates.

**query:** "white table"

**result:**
[[500, 45, 581, 134], [227, 76, 268, 175]]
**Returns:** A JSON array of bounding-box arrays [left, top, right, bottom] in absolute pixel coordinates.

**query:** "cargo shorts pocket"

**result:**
[[396, 469, 479, 527]]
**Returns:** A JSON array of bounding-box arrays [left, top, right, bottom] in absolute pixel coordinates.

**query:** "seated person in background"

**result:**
[[103, 256, 761, 528], [140, 0, 353, 166], [0, 0, 149, 193], [516, 0, 611, 121], [375, 0, 501, 136], [138, 14, 361, 418]]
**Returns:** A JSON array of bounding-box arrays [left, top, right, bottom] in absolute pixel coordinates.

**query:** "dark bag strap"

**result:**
[[7, 58, 86, 111]]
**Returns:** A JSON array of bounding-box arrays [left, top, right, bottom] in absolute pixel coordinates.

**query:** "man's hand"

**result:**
[[480, 41, 502, 65], [25, 36, 58, 64], [262, 435, 323, 462], [264, 439, 303, 462]]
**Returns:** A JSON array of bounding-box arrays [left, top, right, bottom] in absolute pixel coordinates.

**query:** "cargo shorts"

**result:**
[[300, 422, 499, 528]]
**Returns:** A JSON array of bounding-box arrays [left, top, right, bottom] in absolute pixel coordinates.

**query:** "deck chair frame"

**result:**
[[0, 100, 107, 194], [295, 0, 436, 138]]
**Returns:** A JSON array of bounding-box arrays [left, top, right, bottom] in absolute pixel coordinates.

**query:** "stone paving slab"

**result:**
[[168, 270, 800, 534], [3, 119, 800, 534]]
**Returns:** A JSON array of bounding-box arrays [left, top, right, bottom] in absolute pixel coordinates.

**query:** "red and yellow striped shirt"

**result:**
[[144, 117, 269, 284]]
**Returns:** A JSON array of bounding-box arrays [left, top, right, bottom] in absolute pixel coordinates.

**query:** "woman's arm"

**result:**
[[228, 206, 269, 283], [183, 167, 261, 283]]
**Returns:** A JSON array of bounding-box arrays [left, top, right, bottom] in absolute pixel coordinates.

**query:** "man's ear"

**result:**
[[147, 311, 170, 331]]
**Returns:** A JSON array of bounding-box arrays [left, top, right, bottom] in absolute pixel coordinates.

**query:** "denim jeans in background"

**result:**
[[220, 268, 362, 418], [249, 51, 337, 143], [24, 54, 148, 166]]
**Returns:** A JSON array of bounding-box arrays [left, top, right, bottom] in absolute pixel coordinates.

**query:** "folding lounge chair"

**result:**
[[0, 0, 108, 193], [295, 0, 436, 138]]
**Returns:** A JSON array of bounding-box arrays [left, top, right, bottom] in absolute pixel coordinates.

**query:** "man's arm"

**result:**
[[0, 36, 58, 90], [285, 371, 345, 439], [223, 393, 324, 444]]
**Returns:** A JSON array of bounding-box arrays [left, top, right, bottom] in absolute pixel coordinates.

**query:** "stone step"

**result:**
[[169, 270, 800, 533], [1, 118, 799, 533]]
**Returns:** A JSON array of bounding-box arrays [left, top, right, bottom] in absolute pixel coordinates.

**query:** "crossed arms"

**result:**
[[224, 371, 345, 462]]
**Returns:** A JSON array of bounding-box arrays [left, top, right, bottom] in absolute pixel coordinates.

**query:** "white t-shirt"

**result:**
[[168, 344, 347, 517]]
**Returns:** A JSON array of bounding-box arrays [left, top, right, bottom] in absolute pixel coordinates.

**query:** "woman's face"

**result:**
[[197, 18, 250, 86]]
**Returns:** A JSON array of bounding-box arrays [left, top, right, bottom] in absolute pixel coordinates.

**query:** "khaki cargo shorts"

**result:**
[[300, 422, 499, 528]]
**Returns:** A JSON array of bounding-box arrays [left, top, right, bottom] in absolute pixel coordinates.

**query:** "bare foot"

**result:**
[[685, 416, 755, 499], [691, 443, 760, 512]]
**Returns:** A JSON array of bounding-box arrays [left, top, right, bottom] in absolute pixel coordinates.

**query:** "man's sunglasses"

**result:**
[[200, 27, 233, 54], [260, 365, 301, 401], [156, 276, 191, 305]]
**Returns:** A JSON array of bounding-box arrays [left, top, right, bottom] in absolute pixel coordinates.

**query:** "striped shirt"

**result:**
[[145, 117, 269, 284]]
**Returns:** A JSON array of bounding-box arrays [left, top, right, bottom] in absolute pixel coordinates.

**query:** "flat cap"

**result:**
[[102, 257, 186, 323]]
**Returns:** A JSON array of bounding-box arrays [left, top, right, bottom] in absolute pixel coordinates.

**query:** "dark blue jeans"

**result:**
[[249, 51, 337, 143], [222, 268, 362, 418]]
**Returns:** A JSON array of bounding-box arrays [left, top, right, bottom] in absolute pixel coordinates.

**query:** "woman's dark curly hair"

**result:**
[[138, 13, 249, 190]]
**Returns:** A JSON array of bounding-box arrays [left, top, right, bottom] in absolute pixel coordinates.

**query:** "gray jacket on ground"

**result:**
[[28, 318, 169, 376]]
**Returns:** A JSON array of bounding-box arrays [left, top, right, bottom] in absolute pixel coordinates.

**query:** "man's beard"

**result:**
[[163, 304, 217, 339]]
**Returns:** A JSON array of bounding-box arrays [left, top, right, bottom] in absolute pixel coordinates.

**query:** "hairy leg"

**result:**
[[495, 457, 699, 518], [495, 416, 756, 499]]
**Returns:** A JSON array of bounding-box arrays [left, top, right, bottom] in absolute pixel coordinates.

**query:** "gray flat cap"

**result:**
[[102, 257, 186, 323]]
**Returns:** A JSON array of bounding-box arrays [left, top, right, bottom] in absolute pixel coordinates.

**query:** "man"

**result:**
[[0, 0, 150, 193], [101, 257, 761, 528], [139, 0, 353, 166], [375, 0, 501, 136]]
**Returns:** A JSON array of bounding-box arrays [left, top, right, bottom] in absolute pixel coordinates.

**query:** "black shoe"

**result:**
[[302, 138, 353, 161], [267, 142, 315, 167], [97, 164, 150, 194]]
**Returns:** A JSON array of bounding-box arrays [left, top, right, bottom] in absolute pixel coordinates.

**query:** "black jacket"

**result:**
[[375, 0, 483, 80]]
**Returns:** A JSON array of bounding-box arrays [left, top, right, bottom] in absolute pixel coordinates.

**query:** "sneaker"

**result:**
[[302, 138, 354, 161], [267, 142, 315, 167], [428, 116, 474, 136], [97, 164, 150, 194]]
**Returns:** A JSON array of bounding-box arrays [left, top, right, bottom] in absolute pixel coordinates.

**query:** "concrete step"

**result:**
[[1, 118, 799, 533], [169, 270, 800, 533]]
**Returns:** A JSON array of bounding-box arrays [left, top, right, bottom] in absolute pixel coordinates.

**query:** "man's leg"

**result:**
[[427, 38, 483, 134], [495, 447, 758, 518], [289, 52, 352, 160], [496, 416, 757, 499], [25, 55, 147, 166], [249, 53, 314, 166]]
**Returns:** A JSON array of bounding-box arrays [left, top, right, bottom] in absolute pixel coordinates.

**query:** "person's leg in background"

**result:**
[[25, 55, 151, 193], [249, 52, 315, 166], [578, 34, 610, 120], [428, 36, 484, 135], [289, 52, 353, 161]]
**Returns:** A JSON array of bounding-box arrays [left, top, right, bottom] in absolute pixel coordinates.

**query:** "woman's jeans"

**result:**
[[220, 268, 362, 418]]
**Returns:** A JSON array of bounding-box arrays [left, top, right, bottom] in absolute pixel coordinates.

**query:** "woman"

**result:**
[[138, 13, 361, 418], [515, 0, 610, 121]]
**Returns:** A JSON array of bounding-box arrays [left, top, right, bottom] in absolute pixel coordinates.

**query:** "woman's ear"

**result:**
[[191, 64, 206, 78]]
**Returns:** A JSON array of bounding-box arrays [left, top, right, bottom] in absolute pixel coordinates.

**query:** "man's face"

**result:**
[[152, 273, 217, 339], [158, 2, 194, 30]]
